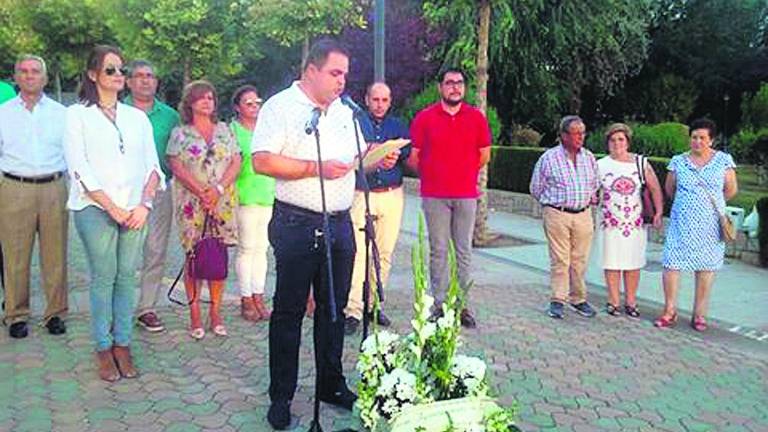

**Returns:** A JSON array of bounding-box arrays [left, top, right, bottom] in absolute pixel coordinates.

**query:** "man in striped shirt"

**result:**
[[530, 115, 599, 320]]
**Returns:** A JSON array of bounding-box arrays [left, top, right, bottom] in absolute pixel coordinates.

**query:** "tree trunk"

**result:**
[[472, 0, 497, 247], [183, 57, 192, 87], [54, 70, 62, 102], [302, 36, 310, 66]]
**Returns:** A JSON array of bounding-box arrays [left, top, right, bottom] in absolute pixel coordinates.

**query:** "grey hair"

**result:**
[[126, 59, 154, 78], [559, 115, 584, 134], [15, 54, 47, 75]]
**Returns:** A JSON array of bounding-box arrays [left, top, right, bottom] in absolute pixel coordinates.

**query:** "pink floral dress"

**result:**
[[167, 122, 239, 252], [597, 155, 647, 270]]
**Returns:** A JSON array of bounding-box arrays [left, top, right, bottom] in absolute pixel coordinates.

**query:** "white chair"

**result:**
[[741, 206, 760, 252]]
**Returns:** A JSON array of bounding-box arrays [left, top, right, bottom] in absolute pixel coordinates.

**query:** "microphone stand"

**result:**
[[350, 111, 385, 343], [307, 110, 338, 432]]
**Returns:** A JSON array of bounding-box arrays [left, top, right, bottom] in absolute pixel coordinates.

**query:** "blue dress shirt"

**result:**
[[355, 112, 411, 191]]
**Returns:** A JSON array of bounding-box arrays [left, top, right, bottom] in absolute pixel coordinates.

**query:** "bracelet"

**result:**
[[215, 183, 225, 195]]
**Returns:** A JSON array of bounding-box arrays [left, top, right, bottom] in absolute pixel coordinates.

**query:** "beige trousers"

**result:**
[[542, 206, 594, 304], [0, 175, 68, 324], [344, 187, 404, 320]]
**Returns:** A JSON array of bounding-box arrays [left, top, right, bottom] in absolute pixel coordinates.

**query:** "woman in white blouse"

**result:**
[[64, 45, 162, 382]]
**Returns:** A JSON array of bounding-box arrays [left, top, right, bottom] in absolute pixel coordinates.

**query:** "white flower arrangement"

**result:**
[[355, 217, 519, 432]]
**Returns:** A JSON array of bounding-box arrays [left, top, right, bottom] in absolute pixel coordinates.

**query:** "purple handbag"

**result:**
[[188, 215, 228, 281]]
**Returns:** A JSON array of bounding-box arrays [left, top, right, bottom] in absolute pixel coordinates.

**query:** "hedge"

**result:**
[[488, 146, 673, 215], [758, 197, 768, 267], [585, 122, 689, 158]]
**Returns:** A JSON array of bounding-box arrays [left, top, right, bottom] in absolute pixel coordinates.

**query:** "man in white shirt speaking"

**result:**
[[0, 55, 68, 339], [251, 39, 360, 430]]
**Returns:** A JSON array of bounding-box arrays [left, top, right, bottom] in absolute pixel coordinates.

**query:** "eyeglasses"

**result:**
[[242, 99, 263, 107], [566, 131, 587, 137], [104, 65, 128, 76], [441, 80, 465, 88]]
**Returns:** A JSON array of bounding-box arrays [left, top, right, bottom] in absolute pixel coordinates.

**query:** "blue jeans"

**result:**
[[74, 206, 146, 351]]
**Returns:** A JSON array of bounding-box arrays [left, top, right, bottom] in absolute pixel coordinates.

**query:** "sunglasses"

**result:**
[[242, 98, 263, 107], [104, 65, 128, 76]]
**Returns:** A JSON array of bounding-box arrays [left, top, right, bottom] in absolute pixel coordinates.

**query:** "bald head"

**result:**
[[365, 82, 392, 121]]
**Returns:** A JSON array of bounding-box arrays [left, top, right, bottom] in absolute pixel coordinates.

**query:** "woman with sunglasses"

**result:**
[[64, 45, 162, 382], [230, 85, 275, 322], [167, 80, 241, 339]]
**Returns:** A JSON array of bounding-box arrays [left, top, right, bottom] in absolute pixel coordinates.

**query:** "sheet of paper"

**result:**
[[356, 138, 410, 168]]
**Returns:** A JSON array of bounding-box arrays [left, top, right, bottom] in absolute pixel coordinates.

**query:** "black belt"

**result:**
[[3, 171, 64, 184], [274, 200, 349, 219], [545, 204, 589, 214]]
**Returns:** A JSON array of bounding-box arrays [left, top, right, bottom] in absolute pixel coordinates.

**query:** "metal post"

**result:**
[[374, 0, 386, 82], [723, 93, 730, 152]]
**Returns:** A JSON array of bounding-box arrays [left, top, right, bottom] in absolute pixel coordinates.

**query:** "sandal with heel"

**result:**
[[691, 316, 708, 332], [654, 311, 678, 328]]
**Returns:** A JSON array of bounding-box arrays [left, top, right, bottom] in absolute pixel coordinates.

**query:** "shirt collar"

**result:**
[[124, 95, 161, 115], [558, 143, 585, 158], [11, 93, 50, 110], [289, 81, 343, 111]]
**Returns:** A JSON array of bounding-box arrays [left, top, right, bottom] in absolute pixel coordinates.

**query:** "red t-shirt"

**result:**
[[410, 102, 492, 198]]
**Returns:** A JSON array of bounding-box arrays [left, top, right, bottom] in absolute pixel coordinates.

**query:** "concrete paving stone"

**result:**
[[90, 419, 129, 431], [164, 423, 200, 432], [213, 389, 248, 404], [152, 398, 187, 413], [183, 400, 220, 417], [680, 417, 718, 432], [158, 409, 194, 424], [192, 412, 230, 429], [122, 411, 160, 427]]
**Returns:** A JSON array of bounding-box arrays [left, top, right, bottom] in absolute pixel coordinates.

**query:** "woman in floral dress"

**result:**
[[597, 123, 663, 318], [167, 80, 241, 339]]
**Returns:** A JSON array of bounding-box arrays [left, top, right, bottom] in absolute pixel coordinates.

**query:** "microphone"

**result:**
[[340, 94, 364, 115], [304, 107, 321, 135]]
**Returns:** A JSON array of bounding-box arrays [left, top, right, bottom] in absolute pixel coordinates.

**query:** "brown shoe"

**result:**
[[460, 308, 477, 329], [252, 294, 271, 320], [241, 296, 261, 322], [95, 349, 120, 382], [112, 345, 138, 379]]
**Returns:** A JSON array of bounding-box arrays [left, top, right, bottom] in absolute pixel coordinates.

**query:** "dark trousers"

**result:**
[[267, 201, 355, 403]]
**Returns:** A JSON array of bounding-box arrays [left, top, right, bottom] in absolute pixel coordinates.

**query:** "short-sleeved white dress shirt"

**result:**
[[250, 82, 362, 213]]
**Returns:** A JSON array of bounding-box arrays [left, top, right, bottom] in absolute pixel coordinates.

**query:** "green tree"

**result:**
[[0, 0, 44, 76], [250, 0, 368, 62], [13, 0, 114, 99], [110, 0, 260, 86]]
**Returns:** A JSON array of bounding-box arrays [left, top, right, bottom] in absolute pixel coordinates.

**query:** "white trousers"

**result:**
[[235, 205, 273, 297]]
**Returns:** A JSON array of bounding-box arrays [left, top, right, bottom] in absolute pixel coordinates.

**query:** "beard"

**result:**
[[441, 96, 462, 107]]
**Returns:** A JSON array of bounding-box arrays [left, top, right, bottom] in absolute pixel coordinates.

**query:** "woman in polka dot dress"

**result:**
[[655, 118, 739, 331]]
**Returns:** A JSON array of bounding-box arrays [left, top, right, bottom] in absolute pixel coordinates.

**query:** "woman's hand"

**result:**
[[652, 212, 663, 229], [200, 186, 220, 212], [125, 205, 150, 230], [107, 206, 130, 225]]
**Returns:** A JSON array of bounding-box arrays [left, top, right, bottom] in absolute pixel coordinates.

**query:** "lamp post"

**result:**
[[374, 0, 385, 81], [723, 93, 730, 153]]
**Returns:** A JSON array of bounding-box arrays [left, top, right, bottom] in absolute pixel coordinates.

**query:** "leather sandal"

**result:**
[[654, 311, 678, 328], [605, 303, 621, 316], [95, 349, 120, 382], [241, 297, 261, 322], [112, 345, 138, 379], [252, 294, 271, 320], [691, 316, 708, 332], [189, 327, 205, 340]]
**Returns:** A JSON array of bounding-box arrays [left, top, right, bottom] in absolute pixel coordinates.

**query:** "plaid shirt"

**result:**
[[529, 145, 599, 209]]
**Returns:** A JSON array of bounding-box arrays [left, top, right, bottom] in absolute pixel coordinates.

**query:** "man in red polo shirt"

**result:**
[[407, 68, 491, 328]]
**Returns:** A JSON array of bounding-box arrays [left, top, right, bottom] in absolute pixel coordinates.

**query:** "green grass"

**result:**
[[728, 165, 768, 210]]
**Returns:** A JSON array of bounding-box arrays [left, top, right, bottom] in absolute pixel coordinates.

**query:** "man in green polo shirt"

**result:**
[[0, 80, 15, 104], [125, 60, 180, 333]]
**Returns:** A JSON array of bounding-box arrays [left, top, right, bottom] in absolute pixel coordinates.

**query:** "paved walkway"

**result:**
[[1, 189, 766, 431]]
